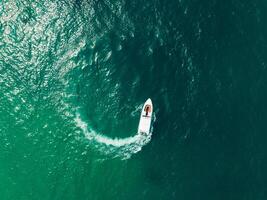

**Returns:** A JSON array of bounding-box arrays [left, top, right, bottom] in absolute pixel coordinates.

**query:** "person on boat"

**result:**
[[145, 105, 150, 116]]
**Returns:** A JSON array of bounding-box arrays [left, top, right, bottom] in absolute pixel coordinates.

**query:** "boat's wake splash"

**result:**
[[74, 112, 154, 160]]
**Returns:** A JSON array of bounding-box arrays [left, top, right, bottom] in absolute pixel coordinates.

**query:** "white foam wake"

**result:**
[[74, 112, 153, 159]]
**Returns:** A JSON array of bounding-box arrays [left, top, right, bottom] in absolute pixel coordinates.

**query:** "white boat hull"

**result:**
[[138, 98, 153, 135]]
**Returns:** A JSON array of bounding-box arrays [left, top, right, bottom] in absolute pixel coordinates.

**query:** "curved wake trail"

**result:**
[[74, 112, 153, 159]]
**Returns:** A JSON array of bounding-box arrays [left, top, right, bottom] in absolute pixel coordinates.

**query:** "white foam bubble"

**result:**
[[74, 112, 153, 159]]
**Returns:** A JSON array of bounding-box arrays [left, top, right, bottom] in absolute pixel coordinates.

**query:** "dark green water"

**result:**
[[1, 0, 267, 199]]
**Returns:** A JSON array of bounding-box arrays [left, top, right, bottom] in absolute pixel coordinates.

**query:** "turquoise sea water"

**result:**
[[1, 0, 267, 199]]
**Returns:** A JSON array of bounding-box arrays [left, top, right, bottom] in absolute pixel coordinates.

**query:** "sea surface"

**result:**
[[1, 0, 267, 199]]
